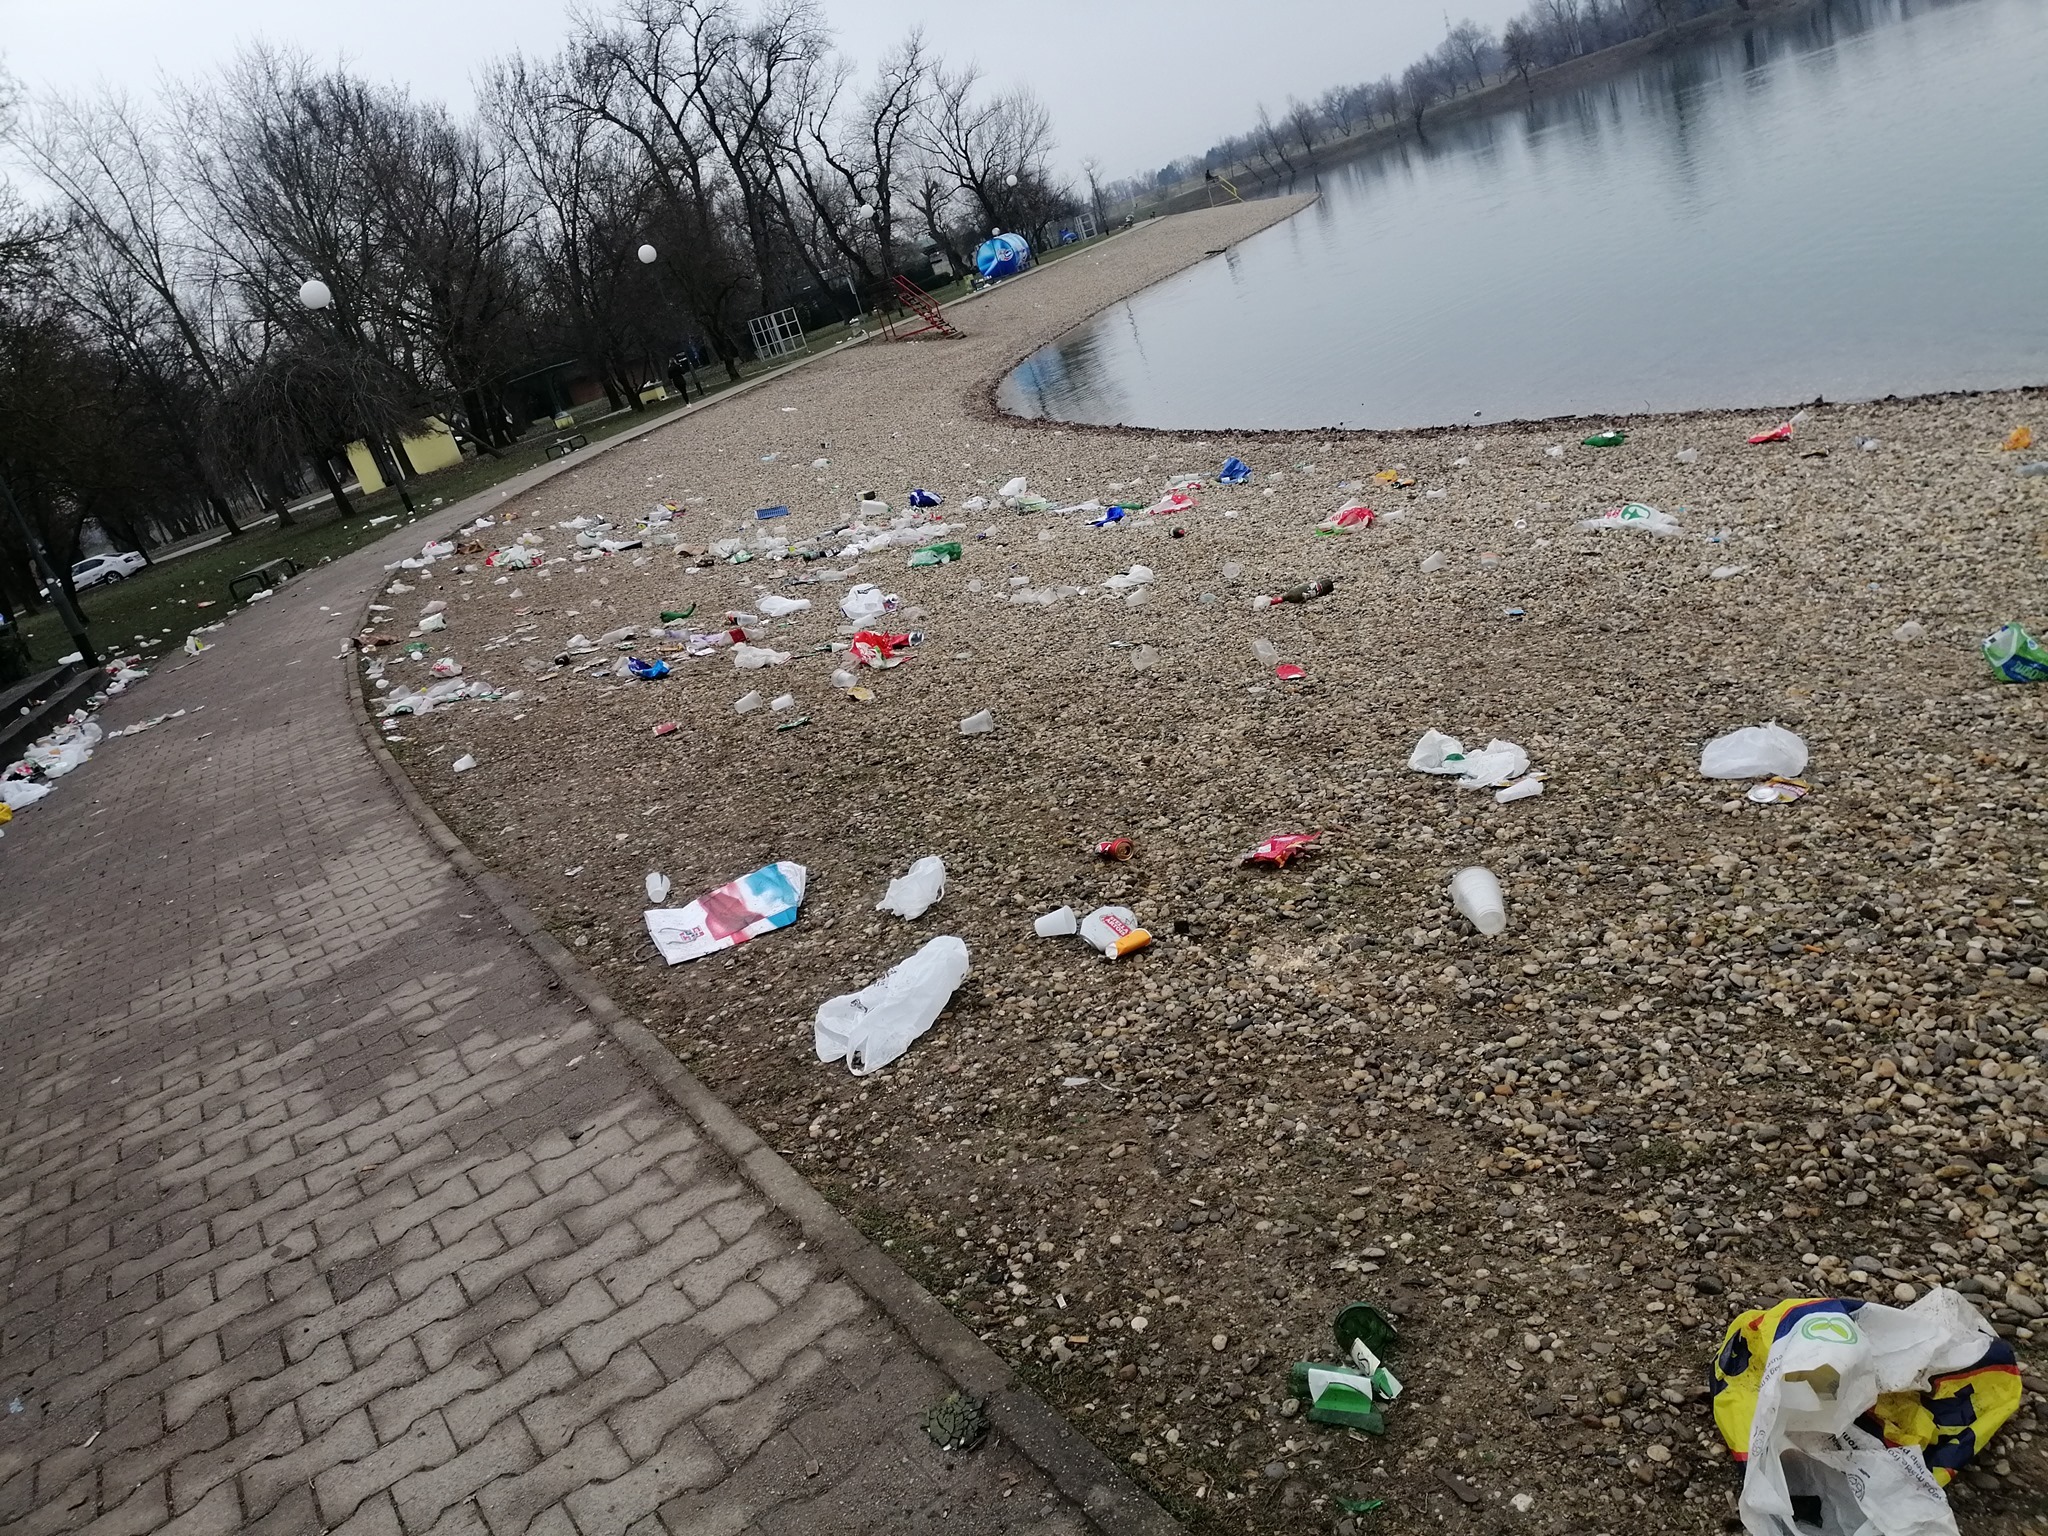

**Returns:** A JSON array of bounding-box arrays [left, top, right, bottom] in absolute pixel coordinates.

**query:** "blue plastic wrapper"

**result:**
[[627, 657, 671, 680], [756, 505, 790, 519], [1090, 507, 1126, 526], [1217, 457, 1252, 484], [908, 489, 942, 508]]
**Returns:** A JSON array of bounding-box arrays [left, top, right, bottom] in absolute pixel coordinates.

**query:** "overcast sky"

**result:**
[[0, 0, 1526, 181]]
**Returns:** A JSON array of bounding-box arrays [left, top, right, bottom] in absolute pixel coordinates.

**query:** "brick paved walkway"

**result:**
[[0, 500, 1118, 1534]]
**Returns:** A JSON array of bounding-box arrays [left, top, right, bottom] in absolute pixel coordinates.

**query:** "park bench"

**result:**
[[228, 557, 301, 603], [544, 432, 590, 461]]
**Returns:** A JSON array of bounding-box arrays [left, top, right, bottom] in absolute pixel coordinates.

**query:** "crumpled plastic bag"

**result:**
[[1711, 1290, 2021, 1536], [1, 779, 53, 811], [814, 936, 970, 1075], [1407, 730, 1529, 789], [757, 594, 811, 617], [876, 856, 946, 919], [1580, 501, 1682, 536], [1701, 723, 1808, 780], [840, 584, 897, 623], [1217, 457, 1251, 484], [645, 861, 806, 965]]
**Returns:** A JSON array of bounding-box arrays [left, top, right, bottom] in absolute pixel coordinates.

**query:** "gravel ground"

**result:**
[[374, 197, 2048, 1536]]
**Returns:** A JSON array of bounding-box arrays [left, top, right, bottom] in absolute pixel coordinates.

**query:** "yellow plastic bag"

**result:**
[[2004, 425, 2033, 452], [1712, 1294, 2021, 1535]]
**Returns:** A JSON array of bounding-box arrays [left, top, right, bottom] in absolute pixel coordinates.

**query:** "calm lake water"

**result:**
[[1001, 0, 2048, 430]]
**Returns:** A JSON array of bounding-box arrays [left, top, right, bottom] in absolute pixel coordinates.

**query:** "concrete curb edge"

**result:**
[[340, 655, 1183, 1533]]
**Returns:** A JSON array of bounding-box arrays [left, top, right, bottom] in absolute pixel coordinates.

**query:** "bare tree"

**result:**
[[1285, 96, 1320, 163], [13, 91, 249, 534], [1401, 60, 1446, 135], [915, 65, 1053, 234], [1503, 19, 1540, 85]]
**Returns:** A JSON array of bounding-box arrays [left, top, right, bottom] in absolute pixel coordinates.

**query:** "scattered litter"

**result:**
[[1674, 448, 1699, 463], [1700, 723, 1808, 780], [430, 658, 463, 678], [774, 715, 810, 731], [1317, 501, 1376, 533], [757, 594, 811, 617], [755, 505, 790, 519], [1891, 620, 1925, 642], [840, 584, 898, 623], [731, 644, 792, 669], [1420, 551, 1447, 573], [1580, 502, 1682, 536], [958, 708, 994, 736], [1710, 564, 1750, 580], [1712, 1289, 2020, 1536], [1273, 663, 1306, 681], [2018, 462, 2048, 478], [877, 856, 947, 919], [451, 755, 477, 773], [998, 476, 1029, 499], [909, 489, 942, 508], [626, 658, 670, 681], [815, 935, 970, 1075], [1240, 833, 1321, 868], [1582, 429, 1626, 447], [1078, 906, 1151, 958], [1095, 836, 1135, 861], [734, 691, 764, 713], [1130, 645, 1157, 673], [1495, 775, 1545, 804], [1216, 457, 1252, 484], [1408, 730, 1530, 790], [645, 861, 807, 965], [1747, 420, 1795, 444], [907, 542, 962, 568], [1450, 866, 1507, 935], [1034, 906, 1079, 938], [1983, 622, 2048, 682], [769, 693, 795, 712], [1745, 776, 1811, 804], [645, 872, 672, 903], [2003, 425, 2033, 452]]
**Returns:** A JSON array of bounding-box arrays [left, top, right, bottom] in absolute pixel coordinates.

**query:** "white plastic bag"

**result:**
[[757, 594, 811, 617], [876, 856, 946, 919], [840, 584, 895, 623], [814, 936, 970, 1075], [731, 644, 791, 669], [1737, 1289, 2000, 1536], [1452, 740, 1529, 790], [1407, 728, 1466, 774], [1701, 723, 1808, 780]]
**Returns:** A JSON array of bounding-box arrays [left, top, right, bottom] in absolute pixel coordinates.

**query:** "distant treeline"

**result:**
[[1100, 0, 1747, 208]]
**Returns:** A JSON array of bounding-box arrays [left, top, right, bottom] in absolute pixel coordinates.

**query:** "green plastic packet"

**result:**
[[1582, 429, 1627, 447], [1984, 623, 2048, 683], [908, 542, 962, 568], [1288, 1362, 1386, 1431]]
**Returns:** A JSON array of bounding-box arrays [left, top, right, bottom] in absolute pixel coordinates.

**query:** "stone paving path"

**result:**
[[0, 485, 1117, 1535]]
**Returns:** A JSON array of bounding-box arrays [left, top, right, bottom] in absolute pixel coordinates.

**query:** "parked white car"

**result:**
[[70, 552, 147, 588]]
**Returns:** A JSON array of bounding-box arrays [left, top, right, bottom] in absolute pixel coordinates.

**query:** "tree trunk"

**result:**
[[314, 454, 354, 520]]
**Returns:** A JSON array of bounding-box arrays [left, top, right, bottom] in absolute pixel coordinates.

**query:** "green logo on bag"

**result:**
[[1800, 1315, 1859, 1345]]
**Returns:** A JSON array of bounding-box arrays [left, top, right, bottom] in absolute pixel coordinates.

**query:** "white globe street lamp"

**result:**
[[1004, 173, 1019, 188], [298, 278, 333, 310], [637, 243, 658, 264]]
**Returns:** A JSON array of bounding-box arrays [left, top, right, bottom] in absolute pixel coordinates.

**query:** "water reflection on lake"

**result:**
[[1001, 0, 2048, 430]]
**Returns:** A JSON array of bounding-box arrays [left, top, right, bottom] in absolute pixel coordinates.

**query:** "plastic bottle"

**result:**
[[1450, 867, 1507, 935], [1251, 638, 1280, 667]]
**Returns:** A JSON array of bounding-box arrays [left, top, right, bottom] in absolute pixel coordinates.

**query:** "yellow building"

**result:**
[[346, 418, 464, 494]]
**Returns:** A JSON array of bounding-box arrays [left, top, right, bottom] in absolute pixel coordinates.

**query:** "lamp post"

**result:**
[[299, 277, 413, 515], [0, 467, 97, 667], [636, 243, 696, 401]]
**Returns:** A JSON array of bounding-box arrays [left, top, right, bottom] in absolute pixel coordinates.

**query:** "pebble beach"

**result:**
[[375, 195, 2048, 1535]]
